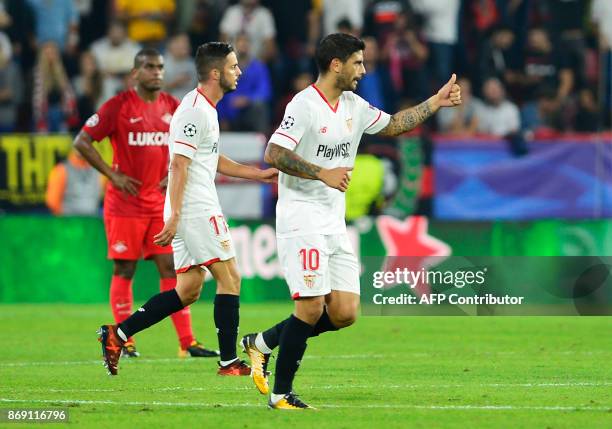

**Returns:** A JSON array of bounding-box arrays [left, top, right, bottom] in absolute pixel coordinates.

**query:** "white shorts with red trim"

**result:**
[[277, 233, 360, 299], [172, 215, 235, 273]]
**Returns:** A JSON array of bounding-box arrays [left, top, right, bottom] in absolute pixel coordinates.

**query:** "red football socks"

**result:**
[[109, 275, 134, 341]]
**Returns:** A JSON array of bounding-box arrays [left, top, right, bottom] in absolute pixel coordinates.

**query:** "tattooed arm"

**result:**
[[264, 143, 352, 192], [376, 98, 437, 137], [264, 143, 321, 179], [377, 74, 462, 137]]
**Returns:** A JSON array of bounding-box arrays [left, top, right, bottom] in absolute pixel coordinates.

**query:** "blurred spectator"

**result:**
[[357, 36, 395, 113], [90, 21, 140, 98], [478, 25, 518, 89], [336, 17, 357, 36], [469, 0, 499, 37], [591, 0, 612, 128], [0, 3, 9, 28], [477, 77, 526, 155], [1, 0, 36, 71], [274, 71, 313, 125], [32, 42, 78, 132], [264, 0, 319, 95], [475, 77, 520, 136], [220, 0, 277, 62], [217, 33, 271, 133], [362, 0, 413, 45], [545, 0, 588, 90], [506, 27, 574, 105], [495, 0, 530, 74], [45, 148, 102, 216], [520, 86, 564, 133], [383, 11, 428, 104], [91, 21, 141, 77], [186, 0, 224, 55], [437, 77, 480, 134], [0, 31, 21, 132], [574, 87, 600, 132], [410, 0, 460, 89], [76, 0, 111, 51], [72, 51, 108, 128], [321, 0, 365, 37], [27, 0, 79, 54], [265, 0, 318, 59], [115, 0, 175, 46], [164, 33, 197, 100]]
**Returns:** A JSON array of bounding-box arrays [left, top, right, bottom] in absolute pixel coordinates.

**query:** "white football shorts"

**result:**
[[277, 233, 360, 299], [172, 214, 235, 273]]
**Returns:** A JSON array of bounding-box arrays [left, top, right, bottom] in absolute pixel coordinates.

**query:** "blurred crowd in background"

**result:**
[[0, 0, 611, 137]]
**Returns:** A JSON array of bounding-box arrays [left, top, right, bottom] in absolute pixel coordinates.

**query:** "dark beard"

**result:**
[[337, 74, 356, 92], [220, 74, 236, 94]]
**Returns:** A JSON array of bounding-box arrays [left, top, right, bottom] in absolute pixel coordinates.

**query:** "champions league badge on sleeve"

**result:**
[[183, 123, 197, 137], [280, 116, 295, 130]]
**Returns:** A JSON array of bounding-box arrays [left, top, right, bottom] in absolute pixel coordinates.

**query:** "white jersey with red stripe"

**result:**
[[269, 84, 391, 238], [164, 87, 222, 220]]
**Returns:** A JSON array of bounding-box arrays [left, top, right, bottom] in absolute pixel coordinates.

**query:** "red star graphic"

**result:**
[[376, 216, 451, 296]]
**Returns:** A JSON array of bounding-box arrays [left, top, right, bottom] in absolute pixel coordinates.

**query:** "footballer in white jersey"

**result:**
[[269, 85, 391, 300], [163, 87, 232, 272], [240, 33, 462, 409], [154, 42, 277, 376], [270, 85, 391, 239]]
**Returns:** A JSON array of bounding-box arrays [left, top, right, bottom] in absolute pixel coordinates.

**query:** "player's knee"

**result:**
[[180, 286, 201, 305], [335, 313, 357, 328], [330, 305, 358, 328], [176, 280, 202, 305], [113, 261, 136, 278], [296, 300, 325, 325]]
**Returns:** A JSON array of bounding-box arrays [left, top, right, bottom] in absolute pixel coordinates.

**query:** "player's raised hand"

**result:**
[[258, 167, 279, 183], [319, 167, 353, 192], [436, 74, 462, 108], [110, 171, 141, 196], [154, 216, 178, 247]]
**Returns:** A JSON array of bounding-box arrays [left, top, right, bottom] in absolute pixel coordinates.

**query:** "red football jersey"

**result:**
[[83, 89, 179, 217]]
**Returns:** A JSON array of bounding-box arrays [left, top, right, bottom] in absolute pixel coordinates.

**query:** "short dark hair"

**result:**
[[134, 47, 162, 68], [195, 42, 234, 82], [315, 33, 365, 73]]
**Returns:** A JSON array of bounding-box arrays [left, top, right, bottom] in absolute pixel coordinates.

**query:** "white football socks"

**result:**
[[255, 333, 273, 354], [117, 327, 128, 342], [220, 357, 239, 367], [270, 393, 286, 403]]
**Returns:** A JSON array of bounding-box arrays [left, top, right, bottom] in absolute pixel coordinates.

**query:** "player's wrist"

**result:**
[[315, 168, 327, 182], [428, 94, 441, 112]]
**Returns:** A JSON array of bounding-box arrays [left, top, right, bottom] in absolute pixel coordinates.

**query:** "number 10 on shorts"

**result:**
[[299, 248, 320, 271]]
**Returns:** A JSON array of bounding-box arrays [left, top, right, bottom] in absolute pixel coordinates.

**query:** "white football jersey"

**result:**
[[164, 88, 222, 220], [269, 84, 391, 238]]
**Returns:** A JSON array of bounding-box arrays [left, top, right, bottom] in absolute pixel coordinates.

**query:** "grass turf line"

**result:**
[[0, 303, 610, 428]]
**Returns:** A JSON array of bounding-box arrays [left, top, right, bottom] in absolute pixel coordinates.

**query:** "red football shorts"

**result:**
[[104, 215, 172, 260]]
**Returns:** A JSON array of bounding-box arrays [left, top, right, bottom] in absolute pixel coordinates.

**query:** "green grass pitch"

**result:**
[[1, 303, 610, 428]]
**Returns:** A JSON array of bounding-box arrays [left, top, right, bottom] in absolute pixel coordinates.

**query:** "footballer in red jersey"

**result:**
[[74, 48, 218, 359]]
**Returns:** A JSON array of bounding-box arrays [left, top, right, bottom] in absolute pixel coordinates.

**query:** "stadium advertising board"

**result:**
[[1, 216, 610, 313]]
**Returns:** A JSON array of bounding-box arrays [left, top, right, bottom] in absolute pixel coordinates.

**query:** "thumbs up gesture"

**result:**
[[436, 73, 462, 108]]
